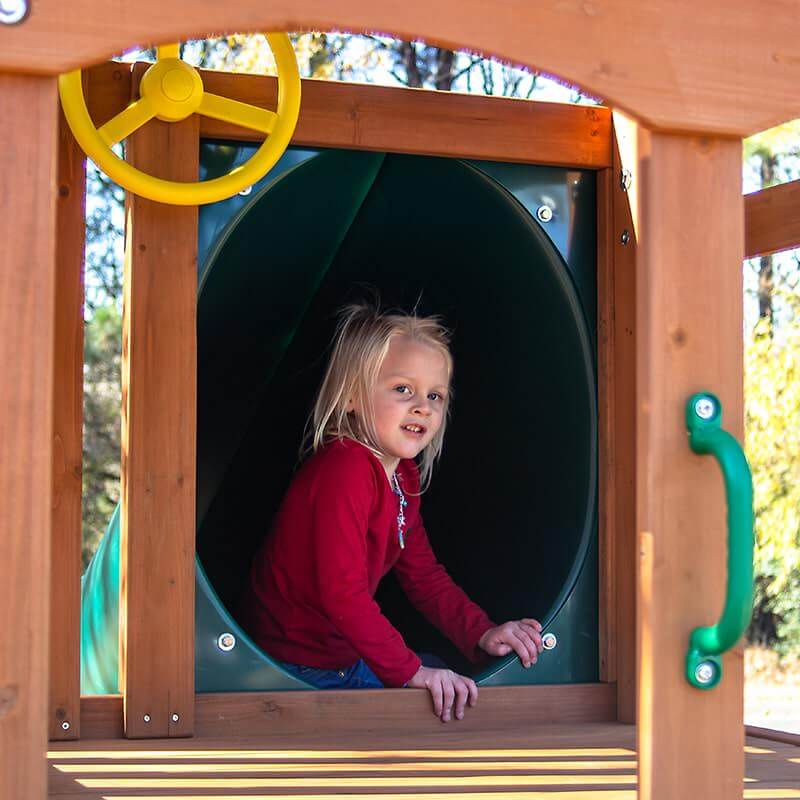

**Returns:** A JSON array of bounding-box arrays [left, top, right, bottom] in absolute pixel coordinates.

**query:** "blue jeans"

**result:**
[[280, 652, 449, 689]]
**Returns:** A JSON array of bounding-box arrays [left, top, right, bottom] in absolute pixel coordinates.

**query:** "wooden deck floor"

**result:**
[[48, 722, 800, 799]]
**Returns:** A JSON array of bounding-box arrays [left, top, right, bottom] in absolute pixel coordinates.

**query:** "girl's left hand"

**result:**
[[477, 619, 544, 667]]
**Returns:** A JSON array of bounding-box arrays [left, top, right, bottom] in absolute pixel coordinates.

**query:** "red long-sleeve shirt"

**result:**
[[238, 437, 496, 687]]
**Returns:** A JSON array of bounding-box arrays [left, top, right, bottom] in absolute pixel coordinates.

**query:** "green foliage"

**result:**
[[745, 290, 800, 654]]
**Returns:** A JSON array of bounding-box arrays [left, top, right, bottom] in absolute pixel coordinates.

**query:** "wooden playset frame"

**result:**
[[2, 4, 800, 799]]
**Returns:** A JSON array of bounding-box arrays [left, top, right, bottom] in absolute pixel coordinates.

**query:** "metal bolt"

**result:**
[[620, 168, 632, 192], [171, 713, 180, 723], [541, 632, 558, 651], [217, 632, 236, 652], [695, 662, 715, 685], [620, 229, 630, 245], [143, 714, 151, 723], [238, 185, 253, 196], [695, 397, 716, 420], [536, 205, 553, 223], [61, 721, 71, 731], [0, 0, 29, 25]]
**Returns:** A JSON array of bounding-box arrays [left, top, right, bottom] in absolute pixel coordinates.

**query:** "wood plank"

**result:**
[[199, 71, 611, 168], [49, 102, 86, 743], [195, 684, 616, 738], [80, 696, 123, 741], [79, 683, 616, 740], [635, 131, 745, 800], [49, 721, 638, 798], [744, 179, 800, 259], [610, 111, 638, 725], [0, 73, 60, 800], [120, 65, 198, 739], [746, 725, 800, 748], [596, 165, 616, 687], [84, 63, 611, 169], [45, 723, 798, 799], [3, 2, 800, 136]]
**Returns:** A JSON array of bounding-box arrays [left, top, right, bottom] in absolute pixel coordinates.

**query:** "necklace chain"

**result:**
[[390, 472, 408, 549]]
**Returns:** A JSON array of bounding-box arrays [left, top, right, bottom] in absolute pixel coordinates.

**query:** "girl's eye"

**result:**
[[394, 385, 411, 395], [428, 392, 443, 402]]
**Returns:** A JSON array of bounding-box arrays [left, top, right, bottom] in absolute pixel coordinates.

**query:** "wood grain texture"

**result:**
[[2, 1, 800, 135], [746, 725, 800, 748], [596, 165, 616, 687], [0, 73, 59, 800], [46, 723, 799, 799], [610, 111, 638, 725], [86, 61, 133, 129], [120, 78, 198, 738], [744, 179, 800, 259], [49, 107, 86, 743], [199, 70, 611, 167], [635, 132, 745, 800], [84, 63, 611, 168], [80, 684, 616, 740]]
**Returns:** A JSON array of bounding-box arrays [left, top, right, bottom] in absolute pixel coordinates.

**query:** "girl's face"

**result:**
[[353, 335, 450, 477]]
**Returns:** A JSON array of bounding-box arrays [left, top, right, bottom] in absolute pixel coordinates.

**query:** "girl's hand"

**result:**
[[405, 666, 478, 722], [477, 619, 544, 667]]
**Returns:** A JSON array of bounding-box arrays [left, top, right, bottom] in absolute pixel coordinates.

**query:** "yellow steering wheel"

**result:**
[[58, 35, 301, 206]]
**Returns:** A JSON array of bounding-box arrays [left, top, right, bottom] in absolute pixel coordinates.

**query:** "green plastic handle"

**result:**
[[684, 392, 754, 689]]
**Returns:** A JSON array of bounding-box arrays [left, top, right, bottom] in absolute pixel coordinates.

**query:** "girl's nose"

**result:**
[[413, 403, 432, 416]]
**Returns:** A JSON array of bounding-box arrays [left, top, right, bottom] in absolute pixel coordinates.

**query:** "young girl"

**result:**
[[239, 303, 543, 722]]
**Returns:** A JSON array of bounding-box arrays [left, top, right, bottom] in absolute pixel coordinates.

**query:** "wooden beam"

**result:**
[[79, 683, 616, 739], [86, 63, 611, 169], [596, 113, 638, 723], [744, 179, 800, 259], [199, 70, 611, 168], [2, 2, 800, 136], [636, 131, 744, 800], [609, 111, 638, 724], [0, 73, 59, 800], [120, 68, 198, 738], [745, 725, 800, 747], [49, 104, 86, 743], [597, 166, 616, 688]]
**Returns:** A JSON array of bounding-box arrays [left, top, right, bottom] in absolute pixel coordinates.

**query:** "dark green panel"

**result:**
[[197, 150, 597, 685]]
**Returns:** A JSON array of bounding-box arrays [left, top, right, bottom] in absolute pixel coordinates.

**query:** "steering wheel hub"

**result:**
[[139, 58, 203, 122], [162, 69, 194, 102]]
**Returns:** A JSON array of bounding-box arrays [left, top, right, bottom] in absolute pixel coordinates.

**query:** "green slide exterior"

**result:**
[[81, 145, 599, 693]]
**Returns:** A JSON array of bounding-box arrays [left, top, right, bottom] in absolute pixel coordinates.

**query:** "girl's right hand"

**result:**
[[405, 665, 478, 722]]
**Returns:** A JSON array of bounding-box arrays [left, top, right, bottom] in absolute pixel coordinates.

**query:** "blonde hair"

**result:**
[[303, 302, 453, 491]]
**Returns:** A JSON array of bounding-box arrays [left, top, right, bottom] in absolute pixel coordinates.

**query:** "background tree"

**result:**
[[743, 120, 800, 653]]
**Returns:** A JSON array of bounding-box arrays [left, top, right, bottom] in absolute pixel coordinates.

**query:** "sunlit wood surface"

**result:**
[[48, 722, 800, 798]]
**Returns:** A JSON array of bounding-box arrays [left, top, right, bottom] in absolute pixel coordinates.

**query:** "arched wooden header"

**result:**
[[1, 0, 800, 136]]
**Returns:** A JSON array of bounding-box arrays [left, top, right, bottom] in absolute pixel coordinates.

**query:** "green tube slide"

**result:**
[[81, 145, 599, 693]]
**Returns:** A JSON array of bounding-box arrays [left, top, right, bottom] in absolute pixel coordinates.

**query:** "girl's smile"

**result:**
[[350, 335, 450, 478]]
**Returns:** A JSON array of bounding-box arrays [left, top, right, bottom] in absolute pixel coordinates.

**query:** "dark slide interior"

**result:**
[[195, 148, 597, 676]]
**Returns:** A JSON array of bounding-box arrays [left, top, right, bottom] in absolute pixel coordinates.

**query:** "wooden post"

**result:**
[[608, 111, 639, 724], [636, 130, 744, 799], [120, 111, 198, 738], [0, 73, 59, 800], [49, 108, 86, 742]]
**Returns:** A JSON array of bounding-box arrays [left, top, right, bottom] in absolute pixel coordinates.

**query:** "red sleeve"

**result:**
[[310, 450, 421, 688], [392, 473, 496, 664]]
